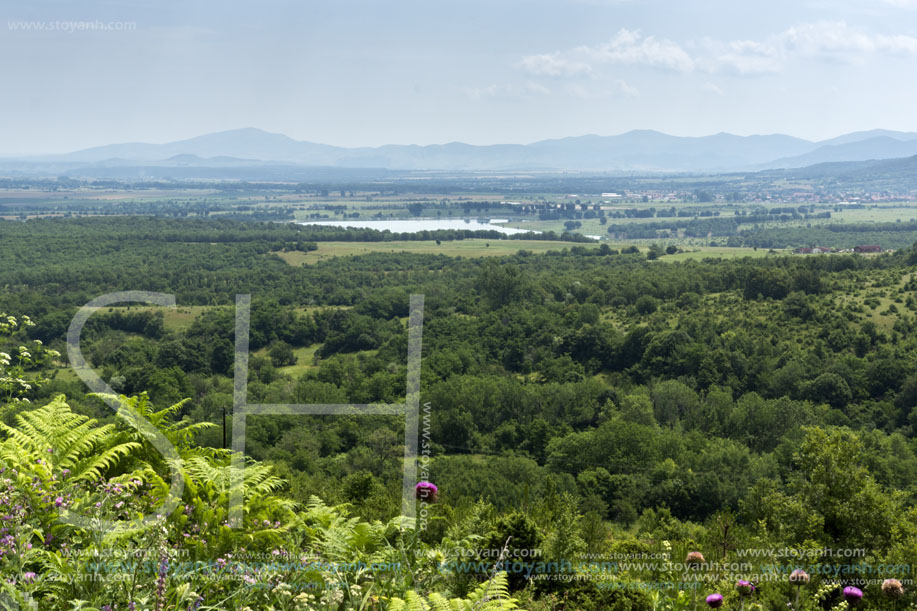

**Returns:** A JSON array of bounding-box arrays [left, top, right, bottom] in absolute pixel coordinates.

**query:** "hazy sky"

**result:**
[[3, 0, 917, 154]]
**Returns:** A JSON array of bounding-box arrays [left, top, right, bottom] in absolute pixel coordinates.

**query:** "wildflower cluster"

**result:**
[[683, 555, 904, 611], [0, 312, 59, 404]]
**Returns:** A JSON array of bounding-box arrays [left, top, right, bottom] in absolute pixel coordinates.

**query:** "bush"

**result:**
[[268, 340, 296, 367], [635, 296, 659, 315]]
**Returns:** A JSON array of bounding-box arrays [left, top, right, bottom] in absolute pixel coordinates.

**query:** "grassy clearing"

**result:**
[[252, 344, 320, 379], [279, 345, 320, 378], [830, 206, 917, 224], [97, 305, 221, 333], [837, 292, 901, 331], [830, 270, 914, 332], [660, 246, 775, 261], [275, 240, 599, 264], [45, 366, 81, 384], [275, 241, 778, 265]]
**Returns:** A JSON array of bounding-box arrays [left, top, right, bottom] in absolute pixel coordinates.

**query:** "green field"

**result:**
[[659, 246, 774, 261], [87, 305, 224, 333], [252, 343, 320, 378], [276, 241, 778, 265], [827, 205, 917, 224], [275, 239, 601, 264]]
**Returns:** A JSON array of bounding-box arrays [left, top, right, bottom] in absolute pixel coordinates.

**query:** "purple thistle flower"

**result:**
[[415, 481, 438, 502], [22, 572, 36, 583], [54, 496, 64, 507], [789, 569, 810, 586], [843, 586, 863, 606], [706, 593, 724, 608], [736, 580, 755, 596]]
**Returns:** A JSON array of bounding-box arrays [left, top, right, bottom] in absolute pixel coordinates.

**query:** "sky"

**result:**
[[3, 0, 917, 155]]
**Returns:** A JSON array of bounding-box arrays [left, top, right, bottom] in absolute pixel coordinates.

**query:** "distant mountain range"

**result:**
[[759, 153, 917, 188], [6, 127, 917, 176]]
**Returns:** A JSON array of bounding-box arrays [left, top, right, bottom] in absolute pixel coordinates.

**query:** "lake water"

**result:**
[[297, 218, 538, 236]]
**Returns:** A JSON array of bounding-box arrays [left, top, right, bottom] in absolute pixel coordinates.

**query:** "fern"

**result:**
[[387, 573, 518, 611], [389, 590, 430, 611], [180, 454, 296, 549], [466, 572, 517, 610], [0, 394, 142, 482], [94, 392, 221, 458]]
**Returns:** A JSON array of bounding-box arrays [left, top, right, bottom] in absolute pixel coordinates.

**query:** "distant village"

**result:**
[[556, 190, 916, 206], [794, 245, 884, 254]]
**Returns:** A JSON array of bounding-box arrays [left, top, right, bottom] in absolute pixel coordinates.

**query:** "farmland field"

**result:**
[[275, 239, 602, 263]]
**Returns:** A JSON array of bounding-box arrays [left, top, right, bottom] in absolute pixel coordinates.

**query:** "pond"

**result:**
[[296, 218, 538, 236]]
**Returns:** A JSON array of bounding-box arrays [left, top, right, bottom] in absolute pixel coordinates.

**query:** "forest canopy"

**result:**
[[2, 216, 917, 609]]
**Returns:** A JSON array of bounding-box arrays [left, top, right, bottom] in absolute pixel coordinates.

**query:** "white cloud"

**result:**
[[518, 53, 592, 77], [519, 29, 694, 77], [781, 21, 917, 59], [565, 79, 639, 98], [614, 79, 640, 97], [702, 82, 724, 96], [698, 22, 917, 74], [524, 81, 553, 96], [697, 38, 784, 76], [513, 20, 917, 102], [461, 81, 551, 101], [579, 29, 695, 72]]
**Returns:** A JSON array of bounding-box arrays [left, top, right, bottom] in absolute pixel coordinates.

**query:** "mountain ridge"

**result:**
[[12, 127, 917, 173]]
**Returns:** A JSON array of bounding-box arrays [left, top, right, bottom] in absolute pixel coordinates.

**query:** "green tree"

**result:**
[[268, 341, 296, 367]]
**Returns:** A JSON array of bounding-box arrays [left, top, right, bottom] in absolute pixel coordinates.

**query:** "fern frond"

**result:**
[[69, 441, 143, 481], [467, 573, 517, 610], [0, 395, 144, 481], [428, 593, 468, 611], [389, 591, 429, 611]]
